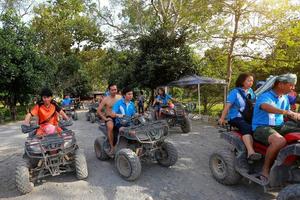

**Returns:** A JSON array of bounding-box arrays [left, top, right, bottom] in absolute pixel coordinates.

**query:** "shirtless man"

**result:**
[[97, 84, 122, 154]]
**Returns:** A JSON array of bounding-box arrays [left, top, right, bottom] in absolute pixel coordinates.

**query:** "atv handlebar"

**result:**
[[21, 124, 40, 133], [59, 119, 73, 127]]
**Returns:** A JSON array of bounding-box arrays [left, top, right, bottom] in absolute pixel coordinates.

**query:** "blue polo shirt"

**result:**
[[252, 90, 290, 130], [62, 98, 72, 106], [156, 94, 172, 105], [227, 88, 255, 120], [112, 98, 136, 126]]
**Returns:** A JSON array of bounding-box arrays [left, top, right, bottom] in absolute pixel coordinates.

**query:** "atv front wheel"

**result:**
[[181, 117, 191, 133], [73, 112, 78, 120], [15, 160, 34, 194], [115, 148, 141, 181], [277, 184, 300, 200], [156, 141, 178, 167], [209, 148, 241, 185], [74, 150, 88, 180], [90, 113, 96, 123], [94, 136, 109, 160], [86, 112, 90, 121]]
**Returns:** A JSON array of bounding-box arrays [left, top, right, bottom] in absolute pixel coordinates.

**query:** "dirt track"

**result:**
[[0, 111, 277, 200]]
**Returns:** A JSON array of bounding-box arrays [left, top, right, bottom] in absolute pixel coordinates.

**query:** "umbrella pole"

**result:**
[[223, 85, 226, 109], [198, 84, 201, 115]]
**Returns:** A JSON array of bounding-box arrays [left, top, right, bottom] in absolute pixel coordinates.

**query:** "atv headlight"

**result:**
[[63, 140, 72, 148], [26, 141, 42, 154], [150, 129, 163, 140]]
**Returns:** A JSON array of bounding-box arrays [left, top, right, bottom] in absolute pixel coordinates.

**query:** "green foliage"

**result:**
[[31, 0, 106, 96], [0, 10, 52, 119], [99, 49, 138, 89], [135, 28, 196, 89]]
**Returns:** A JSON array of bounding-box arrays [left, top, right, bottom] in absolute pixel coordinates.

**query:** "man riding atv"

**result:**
[[24, 88, 70, 135], [94, 87, 178, 181], [97, 83, 122, 155], [108, 87, 136, 154], [252, 73, 300, 182], [210, 73, 300, 199]]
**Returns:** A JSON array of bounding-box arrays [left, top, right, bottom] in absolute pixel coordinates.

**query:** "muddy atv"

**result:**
[[209, 124, 300, 200], [16, 120, 88, 194], [62, 105, 78, 120], [86, 102, 99, 123], [94, 115, 178, 181], [149, 103, 192, 133]]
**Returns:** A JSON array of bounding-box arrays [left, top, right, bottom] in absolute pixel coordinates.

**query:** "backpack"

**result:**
[[237, 89, 254, 123]]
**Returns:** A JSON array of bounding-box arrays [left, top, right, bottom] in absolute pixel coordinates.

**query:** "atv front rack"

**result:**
[[120, 120, 169, 143]]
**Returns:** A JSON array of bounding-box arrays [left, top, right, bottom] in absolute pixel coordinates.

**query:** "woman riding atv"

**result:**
[[219, 73, 261, 161], [152, 88, 176, 119]]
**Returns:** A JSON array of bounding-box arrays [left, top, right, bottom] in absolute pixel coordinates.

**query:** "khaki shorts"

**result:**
[[253, 126, 283, 145]]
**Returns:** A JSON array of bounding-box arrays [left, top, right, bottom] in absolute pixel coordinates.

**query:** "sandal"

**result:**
[[257, 174, 269, 185], [247, 153, 262, 161]]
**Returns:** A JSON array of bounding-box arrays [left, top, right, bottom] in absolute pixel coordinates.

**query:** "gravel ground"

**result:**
[[0, 111, 277, 200]]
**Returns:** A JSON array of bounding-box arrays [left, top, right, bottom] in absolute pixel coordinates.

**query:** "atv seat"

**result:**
[[231, 130, 268, 155]]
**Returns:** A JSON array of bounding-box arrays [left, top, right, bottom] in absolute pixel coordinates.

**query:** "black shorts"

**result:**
[[229, 117, 253, 135], [105, 116, 114, 124]]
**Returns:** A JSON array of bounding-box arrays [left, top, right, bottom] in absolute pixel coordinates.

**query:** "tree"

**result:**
[[97, 0, 223, 48], [135, 28, 196, 90], [0, 10, 52, 119], [31, 0, 106, 96], [203, 0, 300, 95]]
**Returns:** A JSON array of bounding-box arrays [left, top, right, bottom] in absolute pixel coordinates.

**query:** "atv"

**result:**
[[86, 102, 99, 123], [62, 104, 78, 120], [149, 103, 192, 133], [16, 120, 88, 194], [209, 124, 300, 200], [94, 115, 178, 181]]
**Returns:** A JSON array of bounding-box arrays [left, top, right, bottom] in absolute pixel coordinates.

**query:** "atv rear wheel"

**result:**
[[74, 150, 88, 180], [90, 113, 96, 123], [156, 141, 178, 167], [94, 136, 109, 160], [15, 160, 34, 194], [181, 117, 191, 133], [277, 184, 300, 200], [209, 148, 241, 185], [115, 148, 141, 181]]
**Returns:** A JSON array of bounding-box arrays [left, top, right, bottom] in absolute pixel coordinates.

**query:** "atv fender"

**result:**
[[275, 143, 300, 166], [269, 144, 300, 188], [220, 131, 246, 153]]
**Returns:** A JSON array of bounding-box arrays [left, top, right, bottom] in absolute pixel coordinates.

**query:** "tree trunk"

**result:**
[[225, 1, 241, 97], [203, 95, 208, 114], [9, 94, 17, 120]]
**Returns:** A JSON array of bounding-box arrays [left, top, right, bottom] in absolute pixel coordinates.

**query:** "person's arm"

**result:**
[[24, 105, 39, 125], [218, 89, 237, 125], [59, 110, 69, 120], [260, 103, 288, 115], [219, 103, 232, 125], [261, 103, 300, 120], [97, 98, 109, 121], [111, 101, 124, 118], [23, 113, 32, 126]]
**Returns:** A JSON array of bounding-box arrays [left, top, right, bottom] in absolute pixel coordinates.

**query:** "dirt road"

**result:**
[[0, 111, 277, 200]]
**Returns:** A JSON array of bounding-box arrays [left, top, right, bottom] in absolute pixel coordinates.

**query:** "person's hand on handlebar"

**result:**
[[116, 114, 124, 118], [218, 117, 227, 126]]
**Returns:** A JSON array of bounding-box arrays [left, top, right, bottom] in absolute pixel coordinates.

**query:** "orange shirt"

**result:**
[[30, 103, 61, 125]]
